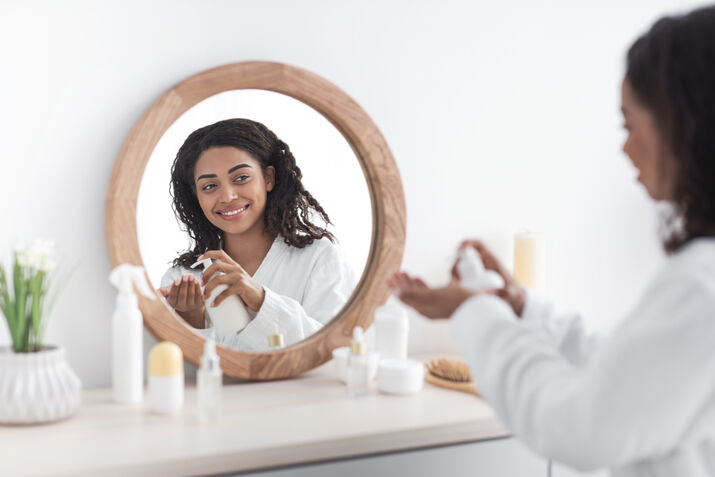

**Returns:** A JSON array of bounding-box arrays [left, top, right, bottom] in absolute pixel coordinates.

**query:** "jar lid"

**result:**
[[149, 342, 184, 377]]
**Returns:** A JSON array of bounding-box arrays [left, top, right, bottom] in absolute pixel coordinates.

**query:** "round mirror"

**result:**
[[106, 62, 405, 380]]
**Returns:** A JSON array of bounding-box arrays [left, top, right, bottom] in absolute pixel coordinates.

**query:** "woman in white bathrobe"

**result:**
[[159, 118, 355, 351], [392, 7, 715, 477]]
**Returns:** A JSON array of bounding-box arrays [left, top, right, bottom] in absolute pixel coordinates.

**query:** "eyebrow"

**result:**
[[196, 163, 252, 182]]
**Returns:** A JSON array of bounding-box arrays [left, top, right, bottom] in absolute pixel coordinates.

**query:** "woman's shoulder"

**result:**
[[655, 237, 715, 291]]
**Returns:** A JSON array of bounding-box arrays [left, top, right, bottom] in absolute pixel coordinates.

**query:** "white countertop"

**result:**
[[2, 357, 508, 476]]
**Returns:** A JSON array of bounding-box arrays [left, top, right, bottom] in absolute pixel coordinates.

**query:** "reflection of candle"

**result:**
[[513, 230, 545, 290]]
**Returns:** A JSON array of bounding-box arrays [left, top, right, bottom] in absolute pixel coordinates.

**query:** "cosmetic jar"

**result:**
[[374, 300, 409, 360], [377, 359, 424, 395]]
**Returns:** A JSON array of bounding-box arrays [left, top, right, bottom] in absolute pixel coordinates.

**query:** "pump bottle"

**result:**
[[198, 337, 222, 424], [191, 258, 252, 339], [456, 247, 505, 291], [109, 264, 155, 404], [347, 326, 370, 397]]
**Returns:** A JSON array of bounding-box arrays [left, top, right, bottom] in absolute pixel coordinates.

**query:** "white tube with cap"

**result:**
[[191, 258, 251, 339]]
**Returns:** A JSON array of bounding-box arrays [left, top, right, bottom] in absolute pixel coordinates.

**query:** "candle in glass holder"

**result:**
[[513, 230, 545, 290]]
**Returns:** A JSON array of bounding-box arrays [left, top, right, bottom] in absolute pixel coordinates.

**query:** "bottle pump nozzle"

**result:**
[[191, 258, 213, 271], [109, 264, 155, 300]]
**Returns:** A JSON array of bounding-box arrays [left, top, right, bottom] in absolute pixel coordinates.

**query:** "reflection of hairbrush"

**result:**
[[424, 359, 479, 396]]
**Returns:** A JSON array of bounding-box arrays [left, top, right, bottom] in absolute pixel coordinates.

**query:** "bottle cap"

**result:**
[[200, 338, 221, 372], [268, 334, 284, 348], [351, 326, 366, 355], [149, 342, 184, 377]]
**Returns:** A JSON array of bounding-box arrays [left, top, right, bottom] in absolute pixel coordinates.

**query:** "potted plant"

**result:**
[[0, 239, 81, 424]]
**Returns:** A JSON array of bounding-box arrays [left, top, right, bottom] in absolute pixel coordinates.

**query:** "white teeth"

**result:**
[[219, 207, 245, 216]]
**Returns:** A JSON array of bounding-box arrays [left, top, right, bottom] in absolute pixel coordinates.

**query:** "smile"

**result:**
[[216, 204, 249, 220]]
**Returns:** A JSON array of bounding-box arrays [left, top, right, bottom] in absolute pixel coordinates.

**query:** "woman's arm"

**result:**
[[451, 273, 715, 471]]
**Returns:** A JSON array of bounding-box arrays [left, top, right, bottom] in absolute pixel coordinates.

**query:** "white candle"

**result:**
[[513, 230, 545, 290]]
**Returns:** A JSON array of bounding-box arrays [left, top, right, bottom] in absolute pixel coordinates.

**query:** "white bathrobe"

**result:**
[[451, 238, 715, 477], [161, 236, 356, 351]]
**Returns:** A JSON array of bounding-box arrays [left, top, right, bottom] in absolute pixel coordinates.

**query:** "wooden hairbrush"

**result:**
[[424, 358, 480, 396]]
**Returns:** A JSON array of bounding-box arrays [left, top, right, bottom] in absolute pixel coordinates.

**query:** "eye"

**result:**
[[233, 174, 250, 183], [201, 183, 217, 191]]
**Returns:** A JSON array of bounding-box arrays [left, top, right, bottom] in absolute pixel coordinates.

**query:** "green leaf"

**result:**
[[30, 271, 45, 350]]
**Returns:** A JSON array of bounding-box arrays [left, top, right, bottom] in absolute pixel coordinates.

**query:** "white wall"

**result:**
[[0, 0, 703, 389]]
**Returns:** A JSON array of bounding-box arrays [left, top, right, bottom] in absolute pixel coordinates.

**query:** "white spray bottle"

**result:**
[[456, 247, 505, 291], [109, 264, 155, 404], [191, 258, 251, 339]]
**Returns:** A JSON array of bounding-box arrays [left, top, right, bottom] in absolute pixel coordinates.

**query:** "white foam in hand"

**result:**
[[456, 248, 505, 291]]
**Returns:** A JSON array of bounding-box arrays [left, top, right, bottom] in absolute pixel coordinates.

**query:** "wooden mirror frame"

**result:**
[[105, 61, 405, 380]]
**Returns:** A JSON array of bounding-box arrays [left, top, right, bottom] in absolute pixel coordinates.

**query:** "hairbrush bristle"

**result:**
[[426, 359, 473, 383]]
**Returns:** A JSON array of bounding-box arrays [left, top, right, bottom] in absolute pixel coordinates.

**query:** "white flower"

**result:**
[[39, 259, 57, 274], [28, 239, 55, 272]]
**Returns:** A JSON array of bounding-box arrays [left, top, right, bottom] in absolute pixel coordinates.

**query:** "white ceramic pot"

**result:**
[[0, 346, 82, 424]]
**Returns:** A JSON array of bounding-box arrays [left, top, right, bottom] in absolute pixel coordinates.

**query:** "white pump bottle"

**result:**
[[109, 264, 155, 404], [456, 247, 505, 291], [191, 258, 251, 339]]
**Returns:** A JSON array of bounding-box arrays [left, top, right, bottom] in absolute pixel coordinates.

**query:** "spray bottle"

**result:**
[[456, 247, 505, 291], [109, 264, 155, 404], [191, 258, 251, 339]]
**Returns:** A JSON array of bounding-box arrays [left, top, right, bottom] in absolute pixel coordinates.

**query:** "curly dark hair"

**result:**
[[170, 118, 335, 268], [626, 6, 715, 253]]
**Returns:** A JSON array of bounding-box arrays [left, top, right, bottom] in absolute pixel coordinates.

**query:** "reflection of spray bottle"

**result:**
[[457, 248, 505, 291], [109, 264, 155, 404], [191, 258, 251, 339]]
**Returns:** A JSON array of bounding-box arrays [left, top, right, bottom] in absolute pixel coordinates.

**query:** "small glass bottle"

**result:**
[[267, 324, 285, 351], [347, 326, 369, 397], [197, 338, 222, 425]]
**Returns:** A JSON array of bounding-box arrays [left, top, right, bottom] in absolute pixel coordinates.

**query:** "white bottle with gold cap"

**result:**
[[347, 326, 369, 397], [148, 342, 184, 414]]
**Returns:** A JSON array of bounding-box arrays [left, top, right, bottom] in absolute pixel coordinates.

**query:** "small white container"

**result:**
[[148, 342, 184, 414], [377, 359, 424, 395], [332, 346, 378, 383], [375, 299, 409, 360]]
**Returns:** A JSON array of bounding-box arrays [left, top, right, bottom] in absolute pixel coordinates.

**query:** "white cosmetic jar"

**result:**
[[377, 359, 424, 395], [332, 346, 379, 383], [374, 303, 409, 360]]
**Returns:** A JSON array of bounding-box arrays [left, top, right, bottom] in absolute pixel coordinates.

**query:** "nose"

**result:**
[[220, 185, 239, 203]]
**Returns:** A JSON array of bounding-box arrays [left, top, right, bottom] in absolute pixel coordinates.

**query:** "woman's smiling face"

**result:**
[[193, 146, 275, 237]]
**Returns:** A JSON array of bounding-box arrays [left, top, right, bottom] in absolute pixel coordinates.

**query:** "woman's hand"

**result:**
[[452, 240, 526, 317], [199, 250, 265, 312], [158, 274, 205, 328], [389, 272, 477, 319]]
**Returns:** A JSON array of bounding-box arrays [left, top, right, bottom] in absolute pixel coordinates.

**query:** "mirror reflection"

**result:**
[[137, 90, 372, 351]]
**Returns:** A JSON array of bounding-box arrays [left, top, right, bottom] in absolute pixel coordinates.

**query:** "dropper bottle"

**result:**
[[347, 326, 369, 397], [267, 323, 284, 351], [197, 336, 222, 425]]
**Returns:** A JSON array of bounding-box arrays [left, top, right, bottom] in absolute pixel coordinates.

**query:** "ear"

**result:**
[[265, 166, 276, 192]]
